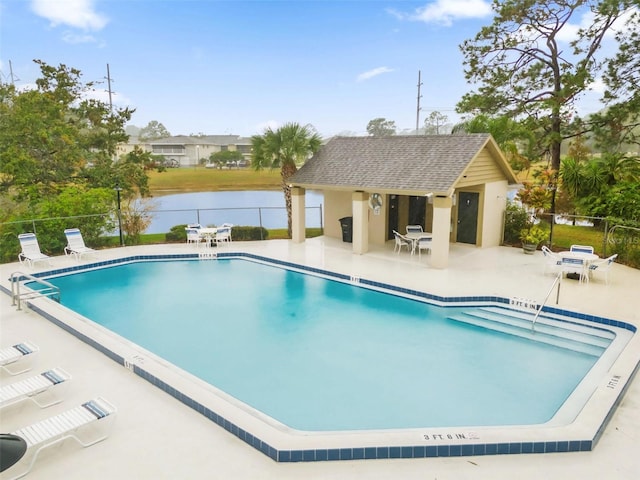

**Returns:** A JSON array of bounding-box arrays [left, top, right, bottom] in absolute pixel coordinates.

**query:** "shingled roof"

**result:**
[[291, 134, 513, 195]]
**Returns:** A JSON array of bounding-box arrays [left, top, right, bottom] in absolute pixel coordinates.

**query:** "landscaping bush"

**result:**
[[166, 224, 188, 242], [230, 226, 269, 241], [503, 202, 529, 245]]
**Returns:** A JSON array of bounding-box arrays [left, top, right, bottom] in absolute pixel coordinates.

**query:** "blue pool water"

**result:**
[[44, 259, 601, 431]]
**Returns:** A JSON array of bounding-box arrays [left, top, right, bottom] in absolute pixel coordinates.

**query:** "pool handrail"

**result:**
[[10, 271, 61, 311], [531, 271, 562, 331]]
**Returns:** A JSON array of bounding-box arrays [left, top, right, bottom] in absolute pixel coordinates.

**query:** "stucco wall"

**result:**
[[368, 198, 387, 246], [479, 180, 509, 247], [324, 190, 354, 240]]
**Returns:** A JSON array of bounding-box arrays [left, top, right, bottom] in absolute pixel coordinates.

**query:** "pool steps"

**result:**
[[448, 306, 614, 357]]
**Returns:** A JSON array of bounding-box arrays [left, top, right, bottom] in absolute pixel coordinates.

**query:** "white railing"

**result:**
[[10, 271, 61, 311], [531, 272, 562, 331]]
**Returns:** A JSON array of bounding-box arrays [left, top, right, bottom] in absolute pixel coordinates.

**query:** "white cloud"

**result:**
[[392, 0, 492, 26], [62, 31, 98, 44], [587, 77, 606, 94], [357, 67, 393, 82], [31, 0, 108, 30]]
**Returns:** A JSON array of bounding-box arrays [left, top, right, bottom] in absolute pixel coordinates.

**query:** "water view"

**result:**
[[147, 190, 323, 233]]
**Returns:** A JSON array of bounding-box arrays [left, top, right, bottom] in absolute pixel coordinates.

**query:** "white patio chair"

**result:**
[[561, 256, 589, 283], [214, 227, 232, 246], [64, 228, 96, 261], [570, 244, 594, 255], [220, 223, 234, 241], [541, 246, 562, 275], [417, 236, 432, 259], [406, 225, 423, 234], [185, 228, 205, 247], [588, 253, 618, 284], [17, 233, 51, 268], [6, 397, 116, 479], [0, 368, 71, 410], [0, 342, 39, 376], [393, 230, 412, 254]]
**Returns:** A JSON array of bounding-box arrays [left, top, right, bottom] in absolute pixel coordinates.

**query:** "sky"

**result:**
[[0, 0, 625, 138]]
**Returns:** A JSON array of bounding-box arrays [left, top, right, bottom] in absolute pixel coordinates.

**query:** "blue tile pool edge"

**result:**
[[3, 253, 638, 462]]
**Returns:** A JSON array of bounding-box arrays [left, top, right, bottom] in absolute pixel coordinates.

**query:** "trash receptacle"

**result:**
[[339, 216, 353, 243]]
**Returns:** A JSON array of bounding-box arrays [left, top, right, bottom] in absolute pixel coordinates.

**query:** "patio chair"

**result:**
[[406, 225, 423, 234], [220, 223, 234, 241], [570, 244, 594, 255], [393, 230, 412, 254], [6, 397, 116, 479], [416, 236, 432, 259], [541, 246, 562, 275], [17, 233, 51, 268], [64, 228, 96, 261], [0, 368, 71, 410], [588, 253, 618, 284], [185, 228, 205, 247], [214, 226, 232, 246], [0, 342, 39, 376], [561, 256, 589, 283]]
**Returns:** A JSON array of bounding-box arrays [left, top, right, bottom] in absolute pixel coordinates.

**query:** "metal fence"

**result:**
[[146, 205, 324, 234], [2, 206, 324, 236], [533, 213, 640, 268]]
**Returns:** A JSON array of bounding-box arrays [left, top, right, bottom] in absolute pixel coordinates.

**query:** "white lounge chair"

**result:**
[[64, 228, 96, 261], [6, 397, 116, 479], [0, 368, 71, 410], [393, 230, 412, 254], [0, 342, 39, 376], [589, 253, 618, 284], [17, 234, 51, 268]]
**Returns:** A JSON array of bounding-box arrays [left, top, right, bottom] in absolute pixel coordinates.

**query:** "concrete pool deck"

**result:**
[[1, 238, 639, 479]]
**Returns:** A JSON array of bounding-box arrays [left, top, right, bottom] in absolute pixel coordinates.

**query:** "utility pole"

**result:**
[[9, 60, 16, 85], [106, 63, 114, 112], [415, 70, 423, 134]]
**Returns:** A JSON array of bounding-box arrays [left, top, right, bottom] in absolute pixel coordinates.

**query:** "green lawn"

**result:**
[[148, 168, 282, 193], [550, 224, 606, 255]]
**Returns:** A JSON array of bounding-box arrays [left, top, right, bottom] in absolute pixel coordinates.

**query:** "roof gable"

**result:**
[[290, 134, 516, 194]]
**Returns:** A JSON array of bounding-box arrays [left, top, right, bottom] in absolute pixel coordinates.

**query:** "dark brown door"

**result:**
[[456, 192, 479, 244]]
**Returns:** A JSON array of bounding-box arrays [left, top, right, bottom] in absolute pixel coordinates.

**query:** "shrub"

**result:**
[[230, 226, 269, 241], [166, 224, 188, 242], [503, 202, 528, 245]]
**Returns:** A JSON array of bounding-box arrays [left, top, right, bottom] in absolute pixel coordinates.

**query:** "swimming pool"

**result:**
[[21, 252, 637, 461]]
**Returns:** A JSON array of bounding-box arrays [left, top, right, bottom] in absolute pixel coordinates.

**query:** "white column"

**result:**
[[291, 187, 306, 243], [352, 191, 369, 254], [430, 195, 452, 269]]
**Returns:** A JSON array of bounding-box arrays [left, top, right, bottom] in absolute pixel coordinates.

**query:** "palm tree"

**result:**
[[251, 123, 322, 237]]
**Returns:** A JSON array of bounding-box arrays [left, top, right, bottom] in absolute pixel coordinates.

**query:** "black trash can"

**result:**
[[339, 216, 353, 243]]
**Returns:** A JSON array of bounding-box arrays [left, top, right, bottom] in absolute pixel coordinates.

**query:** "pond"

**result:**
[[146, 190, 323, 233]]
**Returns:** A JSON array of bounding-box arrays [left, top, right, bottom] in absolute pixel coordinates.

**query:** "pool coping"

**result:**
[[5, 251, 640, 462]]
